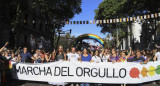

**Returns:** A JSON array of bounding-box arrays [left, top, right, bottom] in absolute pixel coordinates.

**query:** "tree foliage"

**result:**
[[95, 0, 160, 49], [8, 0, 82, 48]]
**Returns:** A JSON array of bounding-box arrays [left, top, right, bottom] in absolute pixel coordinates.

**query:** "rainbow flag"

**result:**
[[155, 13, 157, 18], [147, 15, 150, 19], [9, 61, 12, 69], [107, 19, 109, 23], [120, 18, 122, 22]]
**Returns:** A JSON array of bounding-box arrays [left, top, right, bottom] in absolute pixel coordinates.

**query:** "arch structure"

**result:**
[[72, 34, 105, 48]]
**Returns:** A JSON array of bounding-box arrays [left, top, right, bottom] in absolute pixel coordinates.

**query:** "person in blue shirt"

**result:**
[[20, 47, 35, 63], [79, 48, 92, 86], [80, 48, 92, 62]]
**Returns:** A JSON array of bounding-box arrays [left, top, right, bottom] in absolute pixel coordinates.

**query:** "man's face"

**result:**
[[72, 48, 76, 53], [59, 46, 63, 52], [136, 51, 140, 56], [36, 49, 40, 54], [24, 48, 27, 53]]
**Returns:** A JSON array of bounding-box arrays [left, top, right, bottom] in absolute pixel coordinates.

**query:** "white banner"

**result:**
[[10, 61, 160, 84]]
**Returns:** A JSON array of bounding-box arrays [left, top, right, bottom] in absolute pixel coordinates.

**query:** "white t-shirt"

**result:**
[[155, 52, 160, 61], [5, 56, 11, 60], [100, 54, 109, 62], [67, 53, 79, 61], [92, 56, 102, 63]]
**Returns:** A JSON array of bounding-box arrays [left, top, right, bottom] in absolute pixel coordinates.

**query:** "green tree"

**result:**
[[9, 0, 82, 48], [95, 0, 160, 49]]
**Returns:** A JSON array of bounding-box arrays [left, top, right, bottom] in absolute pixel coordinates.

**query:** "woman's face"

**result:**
[[5, 51, 8, 56], [131, 51, 134, 55], [95, 51, 98, 56], [1, 52, 5, 56], [105, 49, 108, 53], [18, 54, 21, 58], [121, 52, 125, 57], [112, 49, 115, 54], [83, 49, 87, 54], [11, 53, 15, 58]]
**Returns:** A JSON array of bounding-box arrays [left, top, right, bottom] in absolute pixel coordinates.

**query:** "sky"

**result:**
[[62, 0, 106, 40]]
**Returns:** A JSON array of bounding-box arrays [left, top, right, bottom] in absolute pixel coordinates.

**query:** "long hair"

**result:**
[[93, 50, 100, 57]]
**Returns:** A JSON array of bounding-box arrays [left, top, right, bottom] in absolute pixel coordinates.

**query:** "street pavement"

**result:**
[[3, 80, 160, 86]]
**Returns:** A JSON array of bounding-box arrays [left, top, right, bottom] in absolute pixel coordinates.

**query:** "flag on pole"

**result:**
[[99, 20, 102, 24], [67, 21, 69, 24], [110, 19, 112, 23], [77, 21, 79, 24], [137, 16, 140, 20], [147, 14, 150, 19], [140, 16, 143, 19], [130, 17, 133, 21], [151, 14, 154, 18], [158, 13, 160, 17], [113, 19, 116, 23], [86, 21, 89, 24], [33, 20, 35, 23], [116, 19, 119, 22], [120, 18, 122, 22], [93, 20, 95, 24], [96, 20, 99, 24], [103, 20, 106, 23], [107, 19, 109, 23], [83, 21, 85, 24], [24, 19, 26, 23], [155, 13, 157, 18], [133, 17, 136, 21], [123, 18, 126, 22], [80, 21, 82, 24], [90, 20, 92, 24], [70, 21, 72, 24], [144, 15, 147, 19], [127, 17, 129, 21], [73, 21, 76, 24]]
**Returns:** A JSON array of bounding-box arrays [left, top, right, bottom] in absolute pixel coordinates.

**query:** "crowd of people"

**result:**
[[0, 42, 160, 86], [1, 42, 159, 64]]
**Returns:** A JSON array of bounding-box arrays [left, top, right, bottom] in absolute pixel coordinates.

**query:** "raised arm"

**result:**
[[126, 47, 132, 59], [15, 47, 21, 55], [0, 42, 8, 53], [52, 49, 56, 61], [153, 55, 157, 61], [155, 44, 159, 48]]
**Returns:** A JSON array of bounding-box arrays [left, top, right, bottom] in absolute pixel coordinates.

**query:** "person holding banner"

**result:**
[[118, 47, 132, 62], [108, 49, 119, 62], [127, 50, 145, 63], [91, 50, 101, 63], [0, 42, 9, 85], [33, 49, 42, 63], [53, 45, 66, 61], [80, 48, 92, 62], [43, 50, 51, 62], [80, 48, 92, 86], [100, 48, 110, 62], [153, 49, 160, 61], [49, 46, 67, 85], [67, 47, 80, 86], [67, 47, 80, 61], [19, 47, 35, 63], [0, 42, 8, 53]]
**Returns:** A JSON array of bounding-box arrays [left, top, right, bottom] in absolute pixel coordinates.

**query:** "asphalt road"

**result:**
[[2, 80, 160, 86]]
